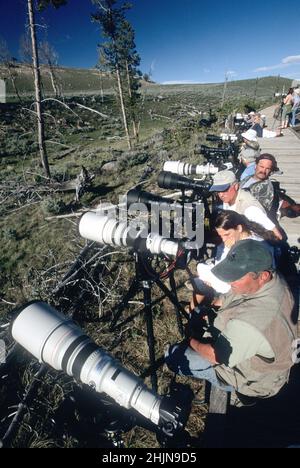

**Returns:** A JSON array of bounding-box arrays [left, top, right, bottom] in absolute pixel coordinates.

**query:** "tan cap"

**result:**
[[209, 170, 237, 192]]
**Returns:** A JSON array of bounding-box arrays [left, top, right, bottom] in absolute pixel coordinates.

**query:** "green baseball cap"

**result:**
[[212, 239, 273, 283]]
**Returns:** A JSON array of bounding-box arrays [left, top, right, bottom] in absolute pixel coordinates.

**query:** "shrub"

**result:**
[[40, 198, 66, 215]]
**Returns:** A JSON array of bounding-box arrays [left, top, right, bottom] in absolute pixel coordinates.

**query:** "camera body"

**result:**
[[207, 133, 238, 144], [194, 144, 237, 167], [233, 114, 252, 131]]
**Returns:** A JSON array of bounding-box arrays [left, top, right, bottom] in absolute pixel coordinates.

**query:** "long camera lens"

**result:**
[[207, 134, 238, 143], [79, 212, 179, 257], [163, 161, 219, 176], [158, 171, 210, 194], [206, 134, 223, 143], [194, 145, 231, 158], [11, 302, 166, 425], [126, 188, 174, 209], [79, 212, 138, 248]]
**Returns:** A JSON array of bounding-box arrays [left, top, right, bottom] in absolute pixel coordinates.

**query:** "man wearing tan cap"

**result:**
[[209, 170, 282, 240]]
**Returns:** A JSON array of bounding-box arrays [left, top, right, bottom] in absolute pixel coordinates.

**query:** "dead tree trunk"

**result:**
[[47, 64, 59, 98], [97, 69, 104, 104], [27, 0, 51, 179], [7, 65, 22, 103], [126, 60, 139, 143], [221, 74, 228, 109], [115, 65, 131, 150]]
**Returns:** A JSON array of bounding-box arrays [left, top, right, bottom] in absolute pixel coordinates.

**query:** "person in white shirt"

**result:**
[[188, 210, 277, 312], [209, 170, 283, 240]]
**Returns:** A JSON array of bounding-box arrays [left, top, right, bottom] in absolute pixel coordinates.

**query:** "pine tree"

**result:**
[[92, 1, 141, 149], [118, 18, 142, 142]]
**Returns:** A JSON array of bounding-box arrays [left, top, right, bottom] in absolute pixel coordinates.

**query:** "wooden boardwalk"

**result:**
[[259, 105, 300, 247]]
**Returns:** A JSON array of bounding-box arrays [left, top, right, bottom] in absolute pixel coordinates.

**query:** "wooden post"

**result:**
[[203, 384, 230, 448]]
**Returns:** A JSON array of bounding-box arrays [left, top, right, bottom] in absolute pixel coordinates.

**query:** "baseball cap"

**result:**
[[241, 129, 258, 141], [209, 170, 237, 192], [212, 239, 273, 283]]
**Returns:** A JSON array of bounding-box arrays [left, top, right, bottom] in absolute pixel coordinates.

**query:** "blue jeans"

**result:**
[[291, 108, 299, 126], [165, 342, 233, 392]]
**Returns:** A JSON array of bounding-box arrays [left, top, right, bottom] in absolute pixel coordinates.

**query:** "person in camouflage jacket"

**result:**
[[240, 154, 279, 220]]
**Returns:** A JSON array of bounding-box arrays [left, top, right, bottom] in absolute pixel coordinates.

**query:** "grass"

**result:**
[[0, 71, 282, 447]]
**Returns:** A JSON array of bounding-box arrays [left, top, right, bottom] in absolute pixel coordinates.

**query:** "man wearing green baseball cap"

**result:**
[[165, 240, 297, 400]]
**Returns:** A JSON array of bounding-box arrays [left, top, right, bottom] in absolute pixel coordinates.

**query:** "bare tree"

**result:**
[[19, 33, 33, 66], [39, 41, 61, 97], [25, 0, 68, 179], [27, 0, 51, 179], [221, 71, 229, 109], [96, 48, 109, 104]]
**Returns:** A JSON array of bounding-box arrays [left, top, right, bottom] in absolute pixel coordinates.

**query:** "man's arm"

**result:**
[[244, 206, 282, 239], [272, 226, 283, 240], [189, 338, 219, 365]]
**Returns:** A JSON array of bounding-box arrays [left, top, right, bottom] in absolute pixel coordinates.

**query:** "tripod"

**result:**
[[109, 252, 189, 392]]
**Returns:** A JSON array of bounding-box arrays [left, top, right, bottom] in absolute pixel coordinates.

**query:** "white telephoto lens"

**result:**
[[146, 234, 179, 257], [195, 164, 219, 175], [79, 212, 114, 244], [11, 302, 162, 425]]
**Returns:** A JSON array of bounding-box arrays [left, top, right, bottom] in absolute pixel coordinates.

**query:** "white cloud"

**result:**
[[254, 54, 300, 72], [282, 55, 300, 64], [203, 68, 210, 73]]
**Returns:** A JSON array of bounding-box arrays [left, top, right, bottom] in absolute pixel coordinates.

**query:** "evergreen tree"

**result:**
[[118, 18, 142, 142], [92, 0, 141, 149]]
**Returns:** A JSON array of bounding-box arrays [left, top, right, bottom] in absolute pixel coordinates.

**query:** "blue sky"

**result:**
[[1, 0, 300, 84]]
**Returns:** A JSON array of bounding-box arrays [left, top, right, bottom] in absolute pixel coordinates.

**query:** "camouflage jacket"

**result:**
[[240, 176, 275, 214]]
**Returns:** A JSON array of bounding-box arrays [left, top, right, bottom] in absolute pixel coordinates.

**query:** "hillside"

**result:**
[[0, 63, 292, 101]]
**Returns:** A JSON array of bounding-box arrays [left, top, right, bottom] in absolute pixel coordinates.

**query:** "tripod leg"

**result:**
[[109, 280, 139, 331], [155, 278, 189, 320], [169, 272, 184, 337], [143, 281, 158, 392]]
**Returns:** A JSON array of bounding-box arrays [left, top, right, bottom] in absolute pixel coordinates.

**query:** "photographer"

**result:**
[[240, 153, 280, 222], [241, 153, 300, 221], [165, 240, 297, 401], [191, 210, 277, 304], [250, 114, 263, 137], [209, 170, 283, 240], [281, 88, 294, 129], [238, 129, 261, 180], [291, 88, 300, 127]]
